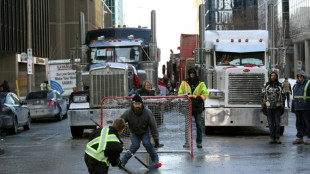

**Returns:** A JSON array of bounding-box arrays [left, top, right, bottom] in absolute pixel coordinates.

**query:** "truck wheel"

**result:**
[[204, 126, 215, 135], [71, 126, 84, 138], [280, 126, 285, 136]]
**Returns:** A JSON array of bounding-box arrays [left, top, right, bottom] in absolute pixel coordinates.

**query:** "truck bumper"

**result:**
[[204, 108, 288, 126], [68, 109, 101, 127]]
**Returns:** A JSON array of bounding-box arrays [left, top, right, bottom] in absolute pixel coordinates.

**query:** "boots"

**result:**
[[292, 138, 304, 144]]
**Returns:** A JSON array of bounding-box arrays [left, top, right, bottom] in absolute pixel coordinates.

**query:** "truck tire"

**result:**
[[204, 126, 215, 135], [71, 126, 84, 138], [280, 126, 285, 136]]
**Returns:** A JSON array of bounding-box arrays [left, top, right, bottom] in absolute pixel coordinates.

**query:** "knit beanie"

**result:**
[[132, 94, 143, 103]]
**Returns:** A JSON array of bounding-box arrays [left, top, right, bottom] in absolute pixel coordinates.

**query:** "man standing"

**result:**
[[262, 72, 286, 144], [283, 77, 292, 108], [178, 68, 208, 148], [292, 70, 310, 145], [0, 80, 10, 92], [120, 94, 160, 166], [84, 118, 126, 174]]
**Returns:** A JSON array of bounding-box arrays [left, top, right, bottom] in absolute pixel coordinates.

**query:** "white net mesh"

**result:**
[[100, 96, 193, 157]]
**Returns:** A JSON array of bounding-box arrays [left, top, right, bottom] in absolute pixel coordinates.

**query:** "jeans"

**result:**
[[295, 110, 310, 139], [193, 112, 202, 144], [121, 131, 159, 163], [266, 109, 281, 140], [285, 93, 290, 108]]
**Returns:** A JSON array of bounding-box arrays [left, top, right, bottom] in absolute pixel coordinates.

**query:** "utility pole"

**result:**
[[27, 0, 32, 93]]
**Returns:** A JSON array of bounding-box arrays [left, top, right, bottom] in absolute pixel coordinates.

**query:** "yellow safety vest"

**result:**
[[178, 81, 209, 101], [293, 81, 310, 100], [85, 128, 120, 166]]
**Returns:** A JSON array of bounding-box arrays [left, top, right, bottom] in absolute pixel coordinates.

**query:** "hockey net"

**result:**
[[100, 96, 193, 157]]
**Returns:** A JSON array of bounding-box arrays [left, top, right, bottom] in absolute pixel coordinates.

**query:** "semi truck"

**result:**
[[166, 34, 198, 89], [195, 5, 288, 134], [68, 11, 160, 138]]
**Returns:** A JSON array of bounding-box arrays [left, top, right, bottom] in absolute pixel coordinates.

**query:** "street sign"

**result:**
[[297, 60, 302, 70], [27, 48, 33, 74], [21, 52, 27, 59]]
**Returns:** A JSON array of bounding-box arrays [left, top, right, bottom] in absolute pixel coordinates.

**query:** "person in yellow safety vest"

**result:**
[[84, 118, 126, 174], [292, 70, 310, 145], [178, 68, 209, 148]]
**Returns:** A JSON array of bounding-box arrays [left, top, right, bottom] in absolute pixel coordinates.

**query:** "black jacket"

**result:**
[[137, 88, 156, 96], [84, 126, 123, 174]]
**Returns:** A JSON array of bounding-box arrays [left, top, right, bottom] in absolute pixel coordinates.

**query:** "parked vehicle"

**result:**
[[0, 92, 31, 134], [26, 90, 67, 121], [68, 10, 160, 138]]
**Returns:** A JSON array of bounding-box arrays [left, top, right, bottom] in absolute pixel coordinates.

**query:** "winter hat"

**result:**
[[188, 67, 197, 76], [132, 94, 143, 103]]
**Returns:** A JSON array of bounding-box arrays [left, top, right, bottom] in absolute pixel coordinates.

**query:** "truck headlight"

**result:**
[[73, 96, 88, 103], [209, 92, 224, 99]]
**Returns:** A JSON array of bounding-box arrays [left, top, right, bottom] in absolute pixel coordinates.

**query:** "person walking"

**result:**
[[120, 94, 160, 166], [292, 70, 310, 145], [178, 68, 209, 148], [262, 71, 286, 144], [84, 118, 126, 174], [0, 80, 10, 92], [283, 77, 292, 108]]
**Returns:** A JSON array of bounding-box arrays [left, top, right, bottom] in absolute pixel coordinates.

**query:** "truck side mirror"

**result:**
[[162, 65, 166, 75]]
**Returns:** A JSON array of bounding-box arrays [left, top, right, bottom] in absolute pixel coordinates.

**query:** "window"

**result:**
[[216, 52, 265, 66]]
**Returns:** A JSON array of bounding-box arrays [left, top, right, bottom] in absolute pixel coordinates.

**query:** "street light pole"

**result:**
[[27, 0, 32, 93]]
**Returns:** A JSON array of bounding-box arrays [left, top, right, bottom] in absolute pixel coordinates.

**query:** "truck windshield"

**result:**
[[216, 52, 265, 66], [90, 47, 140, 64]]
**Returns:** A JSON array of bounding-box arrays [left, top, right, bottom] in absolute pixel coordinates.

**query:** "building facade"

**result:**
[[205, 0, 258, 30], [105, 0, 123, 25], [289, 0, 310, 77], [0, 0, 49, 95]]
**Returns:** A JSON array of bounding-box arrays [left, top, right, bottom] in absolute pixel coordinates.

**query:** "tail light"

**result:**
[[46, 101, 56, 106]]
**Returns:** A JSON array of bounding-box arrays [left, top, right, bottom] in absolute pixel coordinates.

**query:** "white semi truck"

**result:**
[[201, 30, 288, 134]]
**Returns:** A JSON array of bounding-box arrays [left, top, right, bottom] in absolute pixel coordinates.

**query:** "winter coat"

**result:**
[[261, 72, 286, 110], [292, 71, 310, 111], [137, 88, 156, 96], [283, 80, 291, 94], [178, 77, 209, 114], [84, 126, 123, 174], [121, 106, 159, 140]]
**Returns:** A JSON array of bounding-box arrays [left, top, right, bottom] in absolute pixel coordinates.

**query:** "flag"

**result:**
[[268, 58, 272, 82], [158, 79, 167, 96], [127, 64, 140, 87]]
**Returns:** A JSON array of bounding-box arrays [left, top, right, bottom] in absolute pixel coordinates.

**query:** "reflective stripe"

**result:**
[[184, 81, 190, 94], [85, 146, 108, 162], [294, 81, 310, 100], [98, 128, 109, 152], [88, 138, 100, 147]]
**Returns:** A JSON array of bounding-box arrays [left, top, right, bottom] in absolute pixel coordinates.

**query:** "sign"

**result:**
[[297, 60, 302, 70], [21, 52, 27, 59], [27, 57, 33, 74], [27, 48, 33, 74]]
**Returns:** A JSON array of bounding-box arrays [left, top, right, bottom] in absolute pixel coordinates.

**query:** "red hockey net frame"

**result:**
[[100, 96, 193, 157]]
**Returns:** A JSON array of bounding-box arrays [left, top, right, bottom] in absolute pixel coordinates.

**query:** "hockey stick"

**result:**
[[119, 164, 133, 174], [125, 148, 162, 169], [90, 118, 102, 128]]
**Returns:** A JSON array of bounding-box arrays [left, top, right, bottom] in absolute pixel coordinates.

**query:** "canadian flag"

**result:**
[[127, 64, 140, 87], [158, 79, 167, 96]]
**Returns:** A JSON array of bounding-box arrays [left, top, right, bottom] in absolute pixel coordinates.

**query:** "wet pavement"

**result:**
[[1, 111, 310, 174]]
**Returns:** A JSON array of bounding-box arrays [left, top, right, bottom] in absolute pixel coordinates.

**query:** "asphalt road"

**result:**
[[1, 111, 310, 174]]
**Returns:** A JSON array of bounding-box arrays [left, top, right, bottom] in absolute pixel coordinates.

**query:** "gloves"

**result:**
[[154, 139, 159, 148]]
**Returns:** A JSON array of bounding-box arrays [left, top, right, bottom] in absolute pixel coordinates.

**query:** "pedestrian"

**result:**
[[292, 70, 310, 145], [283, 77, 292, 108], [120, 94, 160, 166], [137, 81, 156, 96], [84, 118, 126, 174], [178, 68, 209, 148], [261, 71, 286, 144], [0, 80, 10, 92]]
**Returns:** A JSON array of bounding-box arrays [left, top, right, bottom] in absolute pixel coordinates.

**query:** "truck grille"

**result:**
[[90, 68, 126, 107], [228, 73, 265, 105]]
